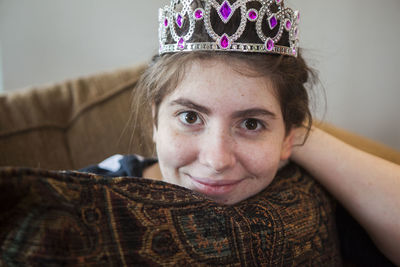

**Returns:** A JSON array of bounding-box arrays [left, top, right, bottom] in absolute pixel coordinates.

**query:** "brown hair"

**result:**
[[131, 0, 316, 154]]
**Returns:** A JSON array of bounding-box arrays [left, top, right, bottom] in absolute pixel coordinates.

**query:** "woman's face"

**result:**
[[153, 59, 294, 205]]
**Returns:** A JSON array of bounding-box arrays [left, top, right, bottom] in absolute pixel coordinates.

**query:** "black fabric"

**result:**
[[336, 205, 395, 267], [81, 154, 395, 266]]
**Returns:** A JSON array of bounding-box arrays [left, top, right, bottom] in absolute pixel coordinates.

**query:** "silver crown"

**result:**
[[159, 0, 300, 57]]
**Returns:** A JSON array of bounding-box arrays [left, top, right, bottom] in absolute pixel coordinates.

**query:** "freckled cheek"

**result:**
[[156, 128, 198, 168], [238, 143, 282, 177]]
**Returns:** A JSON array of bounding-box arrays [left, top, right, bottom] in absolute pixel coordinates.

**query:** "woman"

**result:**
[[83, 0, 400, 264]]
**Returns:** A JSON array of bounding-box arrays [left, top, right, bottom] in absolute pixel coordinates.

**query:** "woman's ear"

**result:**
[[280, 128, 296, 161]]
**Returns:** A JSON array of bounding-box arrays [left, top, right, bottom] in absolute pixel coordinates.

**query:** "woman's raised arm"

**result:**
[[291, 127, 400, 265]]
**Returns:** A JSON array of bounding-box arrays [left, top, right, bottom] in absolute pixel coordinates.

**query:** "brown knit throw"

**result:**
[[0, 163, 341, 266]]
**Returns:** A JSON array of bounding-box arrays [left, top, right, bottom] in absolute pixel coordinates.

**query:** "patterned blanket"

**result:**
[[0, 163, 341, 266]]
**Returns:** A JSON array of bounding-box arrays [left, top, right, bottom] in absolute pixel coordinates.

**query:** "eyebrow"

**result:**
[[232, 108, 276, 119], [170, 98, 211, 115], [170, 98, 277, 119]]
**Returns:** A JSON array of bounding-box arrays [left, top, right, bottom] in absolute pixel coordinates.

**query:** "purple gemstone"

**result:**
[[164, 18, 168, 27], [292, 48, 297, 55], [195, 9, 203, 19], [276, 0, 282, 3], [297, 12, 300, 23], [294, 27, 298, 37], [178, 38, 185, 49], [220, 35, 230, 49], [248, 10, 257, 20], [269, 15, 278, 29], [176, 14, 183, 28], [266, 39, 274, 51], [286, 20, 292, 30], [219, 1, 232, 21]]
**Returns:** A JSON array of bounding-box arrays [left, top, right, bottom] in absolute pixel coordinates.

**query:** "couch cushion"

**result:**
[[0, 65, 152, 169], [318, 122, 400, 165], [66, 85, 151, 169], [0, 163, 341, 266]]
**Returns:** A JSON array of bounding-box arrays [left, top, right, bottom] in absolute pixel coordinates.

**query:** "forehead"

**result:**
[[164, 59, 281, 113]]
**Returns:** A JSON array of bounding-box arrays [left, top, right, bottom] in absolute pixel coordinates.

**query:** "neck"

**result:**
[[143, 162, 163, 181]]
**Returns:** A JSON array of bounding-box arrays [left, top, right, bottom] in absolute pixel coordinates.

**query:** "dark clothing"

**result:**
[[80, 154, 157, 178]]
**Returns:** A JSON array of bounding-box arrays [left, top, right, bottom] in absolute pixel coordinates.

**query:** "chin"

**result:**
[[207, 194, 251, 206], [200, 185, 270, 206]]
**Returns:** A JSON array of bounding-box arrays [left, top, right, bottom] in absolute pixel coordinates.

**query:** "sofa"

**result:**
[[1, 64, 399, 170], [1, 64, 399, 265]]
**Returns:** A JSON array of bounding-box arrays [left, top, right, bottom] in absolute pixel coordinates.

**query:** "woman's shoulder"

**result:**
[[79, 154, 158, 177]]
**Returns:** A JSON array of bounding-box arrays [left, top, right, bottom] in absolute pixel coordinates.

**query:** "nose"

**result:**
[[198, 128, 236, 173]]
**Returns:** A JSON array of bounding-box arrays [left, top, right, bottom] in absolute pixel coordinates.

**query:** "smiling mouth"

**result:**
[[187, 174, 244, 196]]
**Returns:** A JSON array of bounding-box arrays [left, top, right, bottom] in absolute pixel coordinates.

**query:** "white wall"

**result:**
[[1, 0, 399, 150], [0, 0, 165, 89], [296, 0, 400, 151], [0, 42, 3, 92]]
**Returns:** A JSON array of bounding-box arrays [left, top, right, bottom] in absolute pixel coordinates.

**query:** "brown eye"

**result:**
[[185, 112, 198, 124], [179, 111, 201, 125], [244, 119, 260, 130]]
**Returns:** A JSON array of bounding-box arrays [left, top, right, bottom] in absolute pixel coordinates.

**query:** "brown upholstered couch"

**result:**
[[1, 64, 399, 170]]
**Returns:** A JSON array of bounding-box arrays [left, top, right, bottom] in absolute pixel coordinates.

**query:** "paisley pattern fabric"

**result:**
[[0, 163, 341, 266]]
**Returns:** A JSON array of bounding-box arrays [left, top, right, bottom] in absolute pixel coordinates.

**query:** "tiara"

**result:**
[[158, 0, 300, 57]]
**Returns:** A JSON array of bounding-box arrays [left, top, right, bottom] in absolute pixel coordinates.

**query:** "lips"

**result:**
[[186, 174, 244, 196]]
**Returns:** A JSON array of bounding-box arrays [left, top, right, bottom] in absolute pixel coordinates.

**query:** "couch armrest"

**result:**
[[317, 122, 400, 165]]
